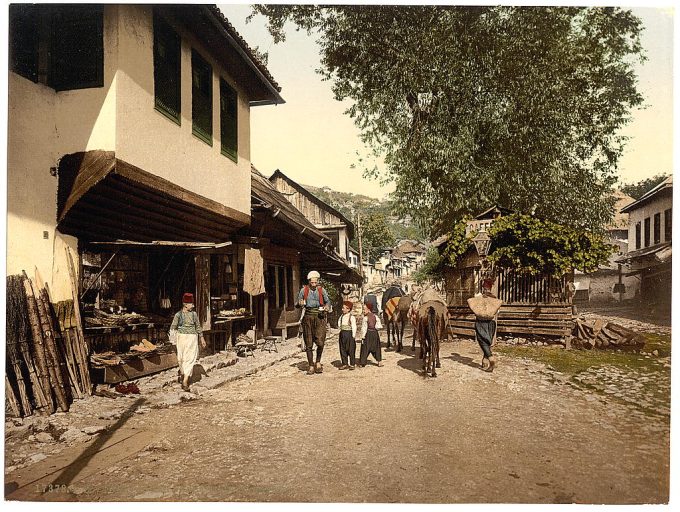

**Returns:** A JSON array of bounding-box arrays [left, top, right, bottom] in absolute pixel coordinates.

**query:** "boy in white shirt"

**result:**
[[337, 301, 357, 370]]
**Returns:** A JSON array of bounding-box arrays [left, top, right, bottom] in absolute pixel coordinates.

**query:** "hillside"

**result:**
[[302, 184, 424, 242]]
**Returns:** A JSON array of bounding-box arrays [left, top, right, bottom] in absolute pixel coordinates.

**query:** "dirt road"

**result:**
[[5, 327, 670, 503]]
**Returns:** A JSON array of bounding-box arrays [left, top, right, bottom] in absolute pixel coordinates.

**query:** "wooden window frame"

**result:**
[[653, 212, 661, 245], [191, 49, 213, 146], [664, 208, 672, 242], [153, 11, 181, 125], [644, 217, 650, 248], [220, 78, 238, 161]]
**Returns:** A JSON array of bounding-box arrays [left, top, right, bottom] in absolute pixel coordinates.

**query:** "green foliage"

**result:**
[[253, 5, 645, 236], [440, 217, 475, 268], [359, 213, 396, 262], [412, 247, 445, 284], [320, 279, 341, 306], [620, 173, 669, 200], [487, 214, 616, 275]]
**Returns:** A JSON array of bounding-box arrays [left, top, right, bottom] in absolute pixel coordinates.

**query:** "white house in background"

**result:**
[[615, 176, 672, 316], [8, 4, 283, 302], [574, 190, 640, 303], [348, 247, 360, 269]]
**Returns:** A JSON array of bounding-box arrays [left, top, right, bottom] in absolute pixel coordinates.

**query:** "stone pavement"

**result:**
[[4, 334, 305, 475]]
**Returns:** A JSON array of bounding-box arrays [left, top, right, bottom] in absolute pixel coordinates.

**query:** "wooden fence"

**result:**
[[495, 268, 570, 304], [448, 303, 573, 340]]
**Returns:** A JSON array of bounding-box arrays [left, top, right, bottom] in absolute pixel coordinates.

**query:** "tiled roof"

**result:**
[[620, 176, 673, 214], [208, 5, 281, 93]]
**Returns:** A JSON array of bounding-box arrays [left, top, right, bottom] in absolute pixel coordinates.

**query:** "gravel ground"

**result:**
[[5, 321, 670, 504]]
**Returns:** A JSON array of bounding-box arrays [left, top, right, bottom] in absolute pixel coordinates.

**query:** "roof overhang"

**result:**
[[160, 5, 284, 106], [615, 243, 672, 268], [57, 151, 250, 243], [620, 178, 673, 213]]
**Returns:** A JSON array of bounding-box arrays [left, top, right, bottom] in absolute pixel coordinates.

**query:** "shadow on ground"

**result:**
[[447, 351, 483, 371]]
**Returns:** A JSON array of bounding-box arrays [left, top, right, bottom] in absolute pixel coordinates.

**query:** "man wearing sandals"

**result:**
[[297, 270, 330, 374]]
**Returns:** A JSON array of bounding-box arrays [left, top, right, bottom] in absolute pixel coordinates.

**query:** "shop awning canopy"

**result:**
[[57, 151, 250, 243]]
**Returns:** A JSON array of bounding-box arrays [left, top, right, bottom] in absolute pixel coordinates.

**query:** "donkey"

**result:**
[[381, 284, 405, 350], [414, 304, 447, 377], [392, 294, 413, 352]]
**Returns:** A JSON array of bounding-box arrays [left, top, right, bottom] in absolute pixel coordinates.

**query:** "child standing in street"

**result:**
[[359, 302, 383, 367], [337, 301, 357, 370]]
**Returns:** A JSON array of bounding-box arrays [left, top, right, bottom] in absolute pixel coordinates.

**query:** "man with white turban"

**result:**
[[297, 270, 330, 374]]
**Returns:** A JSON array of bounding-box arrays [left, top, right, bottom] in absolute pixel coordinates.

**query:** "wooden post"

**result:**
[[22, 271, 55, 413], [65, 248, 93, 395], [5, 376, 22, 417], [6, 345, 32, 417], [357, 213, 365, 296], [32, 278, 69, 412]]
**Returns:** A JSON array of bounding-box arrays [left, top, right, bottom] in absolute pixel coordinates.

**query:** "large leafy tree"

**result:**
[[252, 5, 645, 236], [356, 212, 396, 262]]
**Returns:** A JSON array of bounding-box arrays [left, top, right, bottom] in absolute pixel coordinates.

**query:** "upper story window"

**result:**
[[644, 217, 650, 248], [10, 4, 104, 92], [153, 12, 181, 124], [9, 4, 39, 82], [191, 50, 212, 145], [665, 208, 672, 242], [653, 212, 661, 245], [635, 222, 641, 250], [220, 78, 238, 161]]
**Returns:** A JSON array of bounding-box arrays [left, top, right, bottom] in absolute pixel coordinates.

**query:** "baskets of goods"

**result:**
[[218, 308, 249, 317]]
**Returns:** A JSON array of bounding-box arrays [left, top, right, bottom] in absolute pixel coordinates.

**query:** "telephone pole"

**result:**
[[357, 212, 365, 297]]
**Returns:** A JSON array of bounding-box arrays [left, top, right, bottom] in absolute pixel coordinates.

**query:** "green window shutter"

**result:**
[[191, 49, 212, 145], [49, 5, 104, 91], [220, 78, 238, 161], [153, 11, 181, 123], [9, 4, 40, 83]]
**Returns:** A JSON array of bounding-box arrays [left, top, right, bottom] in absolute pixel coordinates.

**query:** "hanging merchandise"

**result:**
[[243, 247, 266, 296]]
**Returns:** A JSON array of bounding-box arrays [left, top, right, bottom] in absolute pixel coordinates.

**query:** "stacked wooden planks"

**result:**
[[448, 303, 573, 339], [572, 318, 646, 350], [5, 268, 92, 418]]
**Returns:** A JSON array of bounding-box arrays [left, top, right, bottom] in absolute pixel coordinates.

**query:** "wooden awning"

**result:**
[[57, 151, 250, 242]]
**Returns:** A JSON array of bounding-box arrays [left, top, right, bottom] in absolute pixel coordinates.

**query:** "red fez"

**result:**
[[364, 302, 373, 312], [482, 279, 494, 290], [182, 293, 194, 304], [343, 301, 353, 310]]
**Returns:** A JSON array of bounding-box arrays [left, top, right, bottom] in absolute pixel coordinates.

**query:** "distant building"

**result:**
[[574, 190, 639, 303], [348, 247, 360, 269], [615, 177, 672, 316], [269, 169, 355, 262]]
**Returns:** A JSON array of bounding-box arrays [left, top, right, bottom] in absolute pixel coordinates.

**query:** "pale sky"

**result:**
[[220, 3, 675, 200]]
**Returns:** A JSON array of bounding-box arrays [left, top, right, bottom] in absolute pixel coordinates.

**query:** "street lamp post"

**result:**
[[472, 230, 493, 285]]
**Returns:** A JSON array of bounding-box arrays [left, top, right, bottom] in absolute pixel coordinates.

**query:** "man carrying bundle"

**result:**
[[468, 278, 503, 372]]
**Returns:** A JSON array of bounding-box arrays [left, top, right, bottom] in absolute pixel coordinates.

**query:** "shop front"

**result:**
[[56, 151, 254, 383]]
